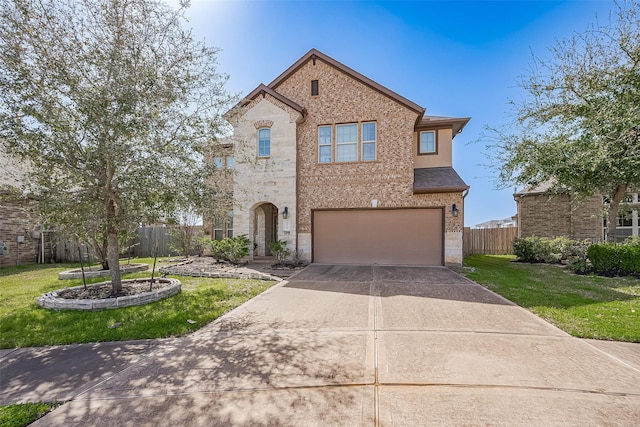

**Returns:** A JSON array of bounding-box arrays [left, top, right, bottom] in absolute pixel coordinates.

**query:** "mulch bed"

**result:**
[[57, 280, 167, 300]]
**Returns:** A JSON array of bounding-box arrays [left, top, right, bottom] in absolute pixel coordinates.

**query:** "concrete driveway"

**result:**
[[3, 264, 640, 425]]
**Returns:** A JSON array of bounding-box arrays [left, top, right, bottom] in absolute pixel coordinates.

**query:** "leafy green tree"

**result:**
[[0, 0, 232, 292], [492, 0, 640, 241]]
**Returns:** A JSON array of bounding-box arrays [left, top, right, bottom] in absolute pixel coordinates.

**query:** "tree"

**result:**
[[492, 0, 640, 241], [0, 0, 232, 292]]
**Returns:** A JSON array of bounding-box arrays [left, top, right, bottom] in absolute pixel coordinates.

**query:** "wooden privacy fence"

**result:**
[[53, 226, 202, 262], [133, 226, 181, 258], [463, 227, 518, 257]]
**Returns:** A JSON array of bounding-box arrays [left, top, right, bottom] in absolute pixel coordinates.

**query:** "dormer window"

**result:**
[[258, 128, 270, 157], [419, 130, 437, 154]]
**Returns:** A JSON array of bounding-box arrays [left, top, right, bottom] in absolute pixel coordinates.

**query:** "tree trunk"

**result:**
[[100, 238, 109, 270], [107, 229, 122, 294], [105, 190, 121, 294], [605, 184, 627, 242]]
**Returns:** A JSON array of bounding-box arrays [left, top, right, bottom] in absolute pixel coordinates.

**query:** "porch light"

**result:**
[[452, 204, 459, 218], [282, 207, 289, 219]]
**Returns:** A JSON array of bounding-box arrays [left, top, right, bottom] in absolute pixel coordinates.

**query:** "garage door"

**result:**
[[313, 208, 443, 265]]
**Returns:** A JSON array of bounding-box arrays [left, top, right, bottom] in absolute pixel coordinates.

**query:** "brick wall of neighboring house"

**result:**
[[273, 58, 465, 262], [0, 199, 48, 267], [516, 193, 602, 241]]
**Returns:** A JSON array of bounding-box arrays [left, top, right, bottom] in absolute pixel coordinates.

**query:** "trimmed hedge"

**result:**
[[587, 242, 640, 276]]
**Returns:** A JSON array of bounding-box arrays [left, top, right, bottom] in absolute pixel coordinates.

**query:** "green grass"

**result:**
[[462, 255, 640, 342], [0, 402, 56, 427], [0, 258, 275, 348]]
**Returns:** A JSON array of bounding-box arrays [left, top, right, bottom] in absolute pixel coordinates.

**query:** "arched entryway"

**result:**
[[253, 203, 278, 256]]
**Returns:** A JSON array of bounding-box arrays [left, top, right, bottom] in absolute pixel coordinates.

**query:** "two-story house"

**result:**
[[224, 49, 470, 265]]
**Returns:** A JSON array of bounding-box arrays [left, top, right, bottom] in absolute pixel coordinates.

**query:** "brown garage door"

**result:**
[[313, 208, 443, 266]]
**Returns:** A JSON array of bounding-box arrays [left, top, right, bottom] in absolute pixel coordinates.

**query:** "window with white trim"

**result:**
[[213, 156, 224, 169], [258, 128, 270, 157], [336, 123, 357, 162], [419, 130, 436, 154], [361, 122, 376, 161], [603, 193, 640, 241], [226, 156, 234, 169], [318, 126, 332, 163]]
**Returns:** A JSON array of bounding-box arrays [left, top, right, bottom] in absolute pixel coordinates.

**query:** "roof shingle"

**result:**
[[413, 167, 469, 194]]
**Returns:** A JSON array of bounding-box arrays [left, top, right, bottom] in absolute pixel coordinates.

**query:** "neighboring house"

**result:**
[[474, 217, 517, 229], [0, 144, 50, 266], [515, 185, 640, 241], [223, 49, 470, 265]]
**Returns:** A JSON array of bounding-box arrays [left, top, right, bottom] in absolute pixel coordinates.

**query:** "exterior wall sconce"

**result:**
[[452, 204, 459, 218], [282, 207, 289, 219]]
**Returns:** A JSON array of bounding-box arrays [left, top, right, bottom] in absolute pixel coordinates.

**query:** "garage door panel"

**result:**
[[313, 209, 443, 266]]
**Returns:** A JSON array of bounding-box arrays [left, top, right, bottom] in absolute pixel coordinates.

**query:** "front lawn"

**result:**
[[0, 259, 276, 348], [0, 402, 57, 427], [462, 255, 640, 342]]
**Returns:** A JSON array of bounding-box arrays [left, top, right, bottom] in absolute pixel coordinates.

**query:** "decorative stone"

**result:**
[[58, 263, 149, 280]]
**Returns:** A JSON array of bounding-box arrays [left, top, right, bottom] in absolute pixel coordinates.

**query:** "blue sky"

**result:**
[[173, 0, 615, 227]]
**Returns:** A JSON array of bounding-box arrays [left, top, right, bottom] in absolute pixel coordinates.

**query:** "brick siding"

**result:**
[[0, 199, 49, 267], [516, 193, 602, 241], [273, 59, 464, 236]]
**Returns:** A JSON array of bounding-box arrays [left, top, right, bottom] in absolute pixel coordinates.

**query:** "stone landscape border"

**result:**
[[58, 263, 149, 280], [159, 259, 283, 282], [38, 278, 181, 311]]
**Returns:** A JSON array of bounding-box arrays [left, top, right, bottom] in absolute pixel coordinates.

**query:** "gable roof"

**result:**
[[226, 49, 471, 134], [226, 84, 306, 120], [268, 49, 426, 115], [413, 167, 469, 194]]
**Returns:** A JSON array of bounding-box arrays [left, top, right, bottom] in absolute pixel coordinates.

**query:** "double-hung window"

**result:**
[[258, 128, 270, 157], [419, 130, 436, 154], [361, 122, 376, 161], [336, 124, 357, 162], [318, 126, 332, 163]]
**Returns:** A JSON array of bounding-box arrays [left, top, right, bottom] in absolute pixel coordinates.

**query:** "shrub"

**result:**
[[566, 256, 591, 275], [195, 236, 212, 257], [513, 236, 589, 264], [209, 235, 250, 265], [269, 239, 291, 263], [587, 242, 640, 276], [513, 236, 540, 262]]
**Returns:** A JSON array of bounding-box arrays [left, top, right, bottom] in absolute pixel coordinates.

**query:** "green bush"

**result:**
[[269, 239, 291, 263], [566, 256, 591, 275], [513, 236, 589, 264], [209, 235, 250, 264], [587, 242, 640, 276]]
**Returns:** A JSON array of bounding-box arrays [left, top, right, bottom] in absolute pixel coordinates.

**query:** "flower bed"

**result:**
[[38, 278, 181, 311]]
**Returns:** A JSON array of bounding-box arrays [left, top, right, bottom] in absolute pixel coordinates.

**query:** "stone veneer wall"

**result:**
[[516, 193, 602, 241], [272, 58, 465, 263], [230, 96, 301, 259]]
